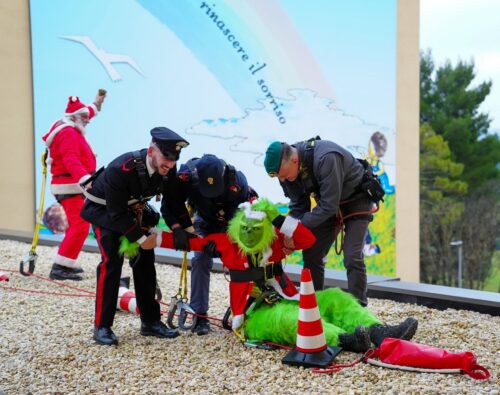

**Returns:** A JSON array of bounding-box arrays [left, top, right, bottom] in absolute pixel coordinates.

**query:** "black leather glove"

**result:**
[[203, 240, 221, 258], [141, 203, 160, 229], [272, 215, 286, 228], [172, 227, 191, 251]]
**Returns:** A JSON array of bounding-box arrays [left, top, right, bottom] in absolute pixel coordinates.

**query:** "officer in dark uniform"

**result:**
[[81, 127, 194, 345], [162, 154, 258, 335], [264, 138, 384, 307]]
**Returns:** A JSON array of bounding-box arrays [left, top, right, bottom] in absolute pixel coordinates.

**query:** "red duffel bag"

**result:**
[[366, 338, 490, 379]]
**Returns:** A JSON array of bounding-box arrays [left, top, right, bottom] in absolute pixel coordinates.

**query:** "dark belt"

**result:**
[[55, 193, 82, 202], [53, 173, 71, 178], [229, 263, 284, 283]]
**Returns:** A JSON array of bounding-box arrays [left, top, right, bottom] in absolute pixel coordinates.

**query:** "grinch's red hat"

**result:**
[[65, 96, 89, 116]]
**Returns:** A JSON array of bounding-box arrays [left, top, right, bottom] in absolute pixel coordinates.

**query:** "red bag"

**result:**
[[366, 338, 490, 379]]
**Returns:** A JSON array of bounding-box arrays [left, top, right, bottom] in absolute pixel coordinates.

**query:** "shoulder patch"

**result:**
[[121, 157, 136, 172], [178, 172, 191, 182]]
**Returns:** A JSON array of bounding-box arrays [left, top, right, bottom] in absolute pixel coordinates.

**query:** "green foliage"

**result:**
[[420, 123, 468, 285], [420, 50, 499, 288], [420, 123, 468, 226], [459, 180, 500, 290], [420, 50, 500, 190], [483, 250, 500, 293]]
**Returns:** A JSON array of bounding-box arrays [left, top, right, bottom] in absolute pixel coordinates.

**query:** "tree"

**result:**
[[420, 124, 467, 285], [420, 51, 500, 289], [459, 180, 500, 290], [420, 50, 500, 190]]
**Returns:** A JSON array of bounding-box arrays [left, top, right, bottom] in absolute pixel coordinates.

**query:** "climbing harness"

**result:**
[[166, 251, 197, 330], [333, 202, 380, 255], [20, 150, 49, 275]]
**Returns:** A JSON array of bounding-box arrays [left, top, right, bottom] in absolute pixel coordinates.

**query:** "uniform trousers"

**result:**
[[93, 226, 160, 327], [55, 195, 89, 268], [303, 195, 373, 306], [190, 221, 225, 315]]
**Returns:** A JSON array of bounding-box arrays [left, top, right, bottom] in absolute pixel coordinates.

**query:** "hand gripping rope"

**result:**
[[20, 149, 49, 275], [166, 251, 197, 330]]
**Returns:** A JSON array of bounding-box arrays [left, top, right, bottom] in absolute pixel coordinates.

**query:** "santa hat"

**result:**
[[65, 96, 89, 116]]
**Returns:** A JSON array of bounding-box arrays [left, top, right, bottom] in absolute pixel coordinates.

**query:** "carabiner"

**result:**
[[177, 302, 197, 331], [222, 307, 232, 330], [166, 296, 180, 329], [20, 251, 37, 276]]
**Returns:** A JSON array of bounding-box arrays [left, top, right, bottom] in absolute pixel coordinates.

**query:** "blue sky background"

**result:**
[[421, 0, 500, 135]]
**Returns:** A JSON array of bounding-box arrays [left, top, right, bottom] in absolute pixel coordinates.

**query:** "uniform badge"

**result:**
[[207, 177, 214, 185], [176, 141, 189, 151]]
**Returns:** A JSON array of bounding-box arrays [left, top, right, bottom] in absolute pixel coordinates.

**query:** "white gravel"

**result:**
[[0, 239, 498, 394]]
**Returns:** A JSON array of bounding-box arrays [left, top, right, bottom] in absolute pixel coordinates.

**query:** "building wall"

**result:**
[[0, 0, 34, 235], [396, 0, 420, 281], [0, 0, 420, 281]]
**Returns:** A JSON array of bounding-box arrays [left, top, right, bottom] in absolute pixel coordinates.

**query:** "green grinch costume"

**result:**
[[130, 198, 418, 352]]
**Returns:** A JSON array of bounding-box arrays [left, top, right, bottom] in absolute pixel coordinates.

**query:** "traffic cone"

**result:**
[[117, 277, 139, 314], [282, 268, 341, 368]]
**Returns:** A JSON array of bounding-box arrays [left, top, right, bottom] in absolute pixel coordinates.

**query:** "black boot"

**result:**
[[338, 326, 371, 353], [141, 321, 179, 339], [49, 263, 82, 281], [93, 326, 118, 346], [191, 317, 210, 336], [369, 317, 418, 347], [71, 267, 84, 274]]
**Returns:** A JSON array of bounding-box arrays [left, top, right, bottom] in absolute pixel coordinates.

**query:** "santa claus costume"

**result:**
[[155, 198, 418, 351], [42, 95, 102, 280]]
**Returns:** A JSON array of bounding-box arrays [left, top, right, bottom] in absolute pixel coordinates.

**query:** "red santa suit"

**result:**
[[42, 96, 98, 269], [158, 215, 316, 326]]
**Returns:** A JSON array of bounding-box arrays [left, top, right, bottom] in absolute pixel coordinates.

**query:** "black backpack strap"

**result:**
[[132, 150, 149, 201], [225, 164, 240, 196], [356, 158, 385, 203], [298, 138, 320, 196]]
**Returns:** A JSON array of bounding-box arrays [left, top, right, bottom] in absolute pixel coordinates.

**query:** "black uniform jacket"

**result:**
[[81, 149, 188, 242]]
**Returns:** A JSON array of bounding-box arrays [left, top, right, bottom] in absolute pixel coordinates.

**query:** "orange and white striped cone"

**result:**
[[117, 278, 139, 315], [282, 268, 340, 368]]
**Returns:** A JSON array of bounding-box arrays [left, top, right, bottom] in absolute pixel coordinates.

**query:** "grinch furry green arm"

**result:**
[[119, 236, 140, 257]]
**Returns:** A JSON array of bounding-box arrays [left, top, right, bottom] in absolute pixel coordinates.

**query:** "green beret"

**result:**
[[264, 141, 283, 176]]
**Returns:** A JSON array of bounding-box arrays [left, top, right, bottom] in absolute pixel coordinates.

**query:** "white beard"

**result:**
[[74, 119, 87, 135]]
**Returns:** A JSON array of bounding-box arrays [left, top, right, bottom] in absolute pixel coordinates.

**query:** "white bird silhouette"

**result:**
[[60, 35, 144, 82]]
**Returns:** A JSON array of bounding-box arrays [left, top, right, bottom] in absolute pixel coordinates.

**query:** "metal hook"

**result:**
[[20, 251, 37, 276]]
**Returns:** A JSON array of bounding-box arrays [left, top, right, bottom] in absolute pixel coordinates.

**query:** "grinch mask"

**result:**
[[228, 198, 278, 255], [238, 218, 265, 249]]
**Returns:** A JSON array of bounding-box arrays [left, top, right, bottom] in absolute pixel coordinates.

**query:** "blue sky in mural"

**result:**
[[30, 0, 397, 205]]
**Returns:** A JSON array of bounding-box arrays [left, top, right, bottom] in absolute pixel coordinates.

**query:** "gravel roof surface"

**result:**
[[0, 240, 498, 394]]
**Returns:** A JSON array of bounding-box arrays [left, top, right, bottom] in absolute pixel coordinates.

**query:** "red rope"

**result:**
[[312, 349, 377, 374], [0, 284, 93, 298]]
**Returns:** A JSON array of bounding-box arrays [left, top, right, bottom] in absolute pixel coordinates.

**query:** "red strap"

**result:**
[[311, 349, 379, 374], [464, 363, 491, 380], [312, 356, 363, 374]]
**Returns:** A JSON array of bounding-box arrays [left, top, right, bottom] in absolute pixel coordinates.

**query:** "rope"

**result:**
[[31, 150, 49, 254], [312, 349, 377, 374], [173, 251, 189, 300], [0, 284, 93, 298], [334, 203, 380, 256]]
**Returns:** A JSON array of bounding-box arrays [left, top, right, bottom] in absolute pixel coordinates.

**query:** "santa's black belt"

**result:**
[[229, 263, 284, 283]]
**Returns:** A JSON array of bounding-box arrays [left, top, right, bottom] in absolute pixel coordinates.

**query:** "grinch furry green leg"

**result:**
[[316, 288, 381, 331], [244, 300, 351, 346], [244, 288, 381, 348]]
